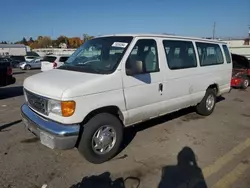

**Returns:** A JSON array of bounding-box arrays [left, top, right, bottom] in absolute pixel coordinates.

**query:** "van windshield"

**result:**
[[58, 36, 133, 74]]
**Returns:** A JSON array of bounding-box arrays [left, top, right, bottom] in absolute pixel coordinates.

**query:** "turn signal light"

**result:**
[[61, 101, 76, 117]]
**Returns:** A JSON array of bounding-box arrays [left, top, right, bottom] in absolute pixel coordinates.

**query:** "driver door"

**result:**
[[122, 38, 164, 125]]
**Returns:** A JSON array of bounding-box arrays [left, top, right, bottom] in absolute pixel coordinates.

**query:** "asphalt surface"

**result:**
[[1, 69, 250, 188]]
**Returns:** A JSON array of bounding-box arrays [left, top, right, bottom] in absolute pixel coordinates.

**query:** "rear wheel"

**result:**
[[25, 65, 31, 70], [241, 78, 249, 89], [196, 88, 216, 116], [78, 113, 123, 164]]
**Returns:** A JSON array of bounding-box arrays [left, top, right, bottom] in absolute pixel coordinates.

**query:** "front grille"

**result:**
[[24, 89, 48, 115]]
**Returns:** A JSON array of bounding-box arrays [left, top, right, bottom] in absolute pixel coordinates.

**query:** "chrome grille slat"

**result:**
[[24, 89, 48, 115]]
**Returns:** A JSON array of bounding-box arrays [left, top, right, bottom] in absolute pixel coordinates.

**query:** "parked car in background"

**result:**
[[20, 58, 41, 70], [231, 53, 250, 89], [232, 53, 250, 75], [41, 55, 69, 71], [1, 57, 23, 68], [231, 71, 249, 89], [11, 60, 22, 68], [0, 59, 15, 87], [21, 34, 232, 164], [10, 55, 26, 63], [25, 56, 39, 62]]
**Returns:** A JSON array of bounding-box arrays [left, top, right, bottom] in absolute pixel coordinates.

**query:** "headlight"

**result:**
[[48, 99, 75, 117], [48, 99, 61, 115]]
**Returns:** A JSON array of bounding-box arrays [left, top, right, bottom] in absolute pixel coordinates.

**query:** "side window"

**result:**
[[126, 39, 159, 73], [59, 56, 69, 62], [222, 45, 232, 64], [163, 40, 197, 70], [196, 42, 224, 66]]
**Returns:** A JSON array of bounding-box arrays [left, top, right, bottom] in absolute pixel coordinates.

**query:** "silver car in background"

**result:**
[[20, 58, 41, 70]]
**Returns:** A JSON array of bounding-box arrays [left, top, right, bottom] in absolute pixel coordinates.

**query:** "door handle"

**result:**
[[159, 83, 163, 92]]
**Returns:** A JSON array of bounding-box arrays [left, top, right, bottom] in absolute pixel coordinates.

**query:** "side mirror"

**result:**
[[126, 60, 144, 76]]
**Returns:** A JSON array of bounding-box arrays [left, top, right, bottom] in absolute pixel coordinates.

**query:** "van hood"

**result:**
[[23, 69, 104, 100]]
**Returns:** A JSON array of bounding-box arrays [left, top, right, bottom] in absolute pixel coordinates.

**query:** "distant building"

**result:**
[[221, 38, 250, 60], [33, 48, 76, 57], [0, 44, 27, 56], [59, 43, 67, 49]]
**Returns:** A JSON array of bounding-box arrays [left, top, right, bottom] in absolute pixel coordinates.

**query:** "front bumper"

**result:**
[[21, 104, 80, 150]]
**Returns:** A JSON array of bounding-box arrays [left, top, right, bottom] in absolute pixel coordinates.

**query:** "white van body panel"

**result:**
[[23, 69, 126, 124], [24, 69, 104, 99], [22, 34, 232, 126], [120, 37, 165, 124]]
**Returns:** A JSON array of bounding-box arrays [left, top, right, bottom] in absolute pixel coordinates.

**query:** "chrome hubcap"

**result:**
[[92, 126, 116, 155], [206, 94, 215, 111]]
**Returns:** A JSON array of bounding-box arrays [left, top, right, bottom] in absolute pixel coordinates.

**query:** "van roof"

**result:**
[[95, 33, 227, 44]]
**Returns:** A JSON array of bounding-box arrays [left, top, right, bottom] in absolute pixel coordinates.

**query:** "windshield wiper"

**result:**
[[60, 64, 104, 74], [75, 64, 104, 74]]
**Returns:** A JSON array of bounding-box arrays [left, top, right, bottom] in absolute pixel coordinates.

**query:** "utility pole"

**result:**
[[212, 22, 216, 39], [248, 25, 250, 38]]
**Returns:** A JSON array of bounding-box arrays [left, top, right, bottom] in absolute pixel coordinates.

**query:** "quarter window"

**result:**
[[222, 45, 232, 64], [196, 42, 224, 66], [126, 39, 159, 73], [163, 40, 197, 69]]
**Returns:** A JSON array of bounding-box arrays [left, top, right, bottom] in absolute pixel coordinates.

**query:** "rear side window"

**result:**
[[11, 56, 25, 62], [222, 45, 231, 64], [43, 56, 57, 62], [163, 40, 197, 70], [26, 56, 35, 59], [59, 57, 69, 62], [196, 42, 224, 66], [232, 54, 249, 69]]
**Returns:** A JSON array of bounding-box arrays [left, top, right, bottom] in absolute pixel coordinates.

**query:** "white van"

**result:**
[[21, 34, 232, 164]]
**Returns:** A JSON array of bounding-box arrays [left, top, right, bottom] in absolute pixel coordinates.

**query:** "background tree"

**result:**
[[68, 37, 82, 48], [37, 36, 43, 40], [37, 36, 52, 48], [27, 37, 34, 46], [83, 34, 94, 42], [21, 37, 28, 45], [55, 35, 68, 48], [29, 37, 34, 43]]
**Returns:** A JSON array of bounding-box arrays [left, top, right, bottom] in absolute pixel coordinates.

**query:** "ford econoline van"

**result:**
[[21, 34, 232, 164]]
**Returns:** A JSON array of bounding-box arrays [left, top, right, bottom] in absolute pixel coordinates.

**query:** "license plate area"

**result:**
[[40, 131, 55, 149]]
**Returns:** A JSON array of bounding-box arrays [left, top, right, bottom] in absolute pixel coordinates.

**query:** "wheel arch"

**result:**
[[75, 105, 125, 147], [207, 83, 219, 96], [81, 105, 124, 125]]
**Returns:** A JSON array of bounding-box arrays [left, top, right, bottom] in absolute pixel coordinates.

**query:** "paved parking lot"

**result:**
[[1, 69, 250, 188]]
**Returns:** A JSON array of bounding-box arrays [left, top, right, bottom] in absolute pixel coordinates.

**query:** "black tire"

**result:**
[[25, 65, 31, 70], [241, 78, 249, 89], [78, 113, 123, 164], [196, 88, 216, 116]]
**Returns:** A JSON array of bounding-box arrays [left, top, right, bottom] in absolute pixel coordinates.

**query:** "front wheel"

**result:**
[[196, 88, 216, 116], [25, 65, 31, 70], [77, 113, 123, 164]]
